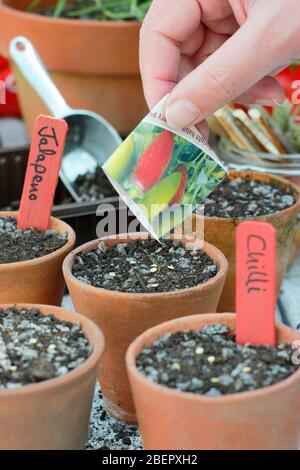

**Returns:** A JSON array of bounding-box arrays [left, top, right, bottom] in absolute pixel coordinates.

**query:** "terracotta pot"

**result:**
[[0, 303, 104, 450], [126, 313, 300, 450], [63, 232, 228, 422], [293, 216, 300, 252], [0, 211, 75, 305], [196, 171, 300, 312], [0, 0, 147, 135], [288, 241, 298, 266]]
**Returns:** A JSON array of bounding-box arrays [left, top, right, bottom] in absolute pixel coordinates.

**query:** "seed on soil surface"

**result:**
[[0, 216, 67, 264], [204, 177, 296, 218], [207, 356, 216, 363], [72, 239, 218, 293], [210, 377, 219, 383], [195, 347, 204, 355], [136, 324, 299, 396], [0, 307, 92, 389]]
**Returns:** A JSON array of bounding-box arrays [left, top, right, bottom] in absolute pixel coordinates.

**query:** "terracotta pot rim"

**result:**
[[0, 211, 76, 270], [204, 170, 300, 222], [0, 303, 104, 397], [62, 232, 228, 299], [126, 313, 300, 404], [0, 1, 142, 27]]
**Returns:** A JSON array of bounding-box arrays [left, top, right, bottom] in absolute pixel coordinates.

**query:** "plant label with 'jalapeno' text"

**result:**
[[18, 115, 68, 231], [103, 95, 228, 239], [236, 221, 276, 346]]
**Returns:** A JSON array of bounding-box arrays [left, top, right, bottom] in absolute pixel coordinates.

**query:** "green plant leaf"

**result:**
[[53, 0, 66, 17], [28, 0, 152, 21], [27, 0, 42, 12]]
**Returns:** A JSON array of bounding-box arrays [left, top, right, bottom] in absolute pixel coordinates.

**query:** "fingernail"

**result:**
[[166, 99, 202, 129], [256, 98, 285, 107]]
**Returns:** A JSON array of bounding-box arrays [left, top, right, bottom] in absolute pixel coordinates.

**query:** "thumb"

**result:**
[[165, 16, 289, 129]]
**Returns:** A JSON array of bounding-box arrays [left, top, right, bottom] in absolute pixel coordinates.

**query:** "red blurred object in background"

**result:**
[[276, 64, 300, 114], [276, 64, 300, 102], [237, 65, 300, 116], [0, 56, 21, 117]]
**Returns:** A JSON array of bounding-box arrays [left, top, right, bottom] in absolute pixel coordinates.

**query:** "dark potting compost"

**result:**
[[0, 216, 67, 264], [72, 239, 218, 293], [0, 307, 92, 389], [205, 178, 296, 218], [136, 324, 299, 396], [73, 166, 116, 202]]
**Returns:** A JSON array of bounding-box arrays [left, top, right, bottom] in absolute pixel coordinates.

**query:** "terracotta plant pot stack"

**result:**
[[0, 211, 75, 305], [126, 313, 300, 450], [63, 232, 228, 422], [0, 304, 104, 450], [197, 171, 300, 312], [0, 0, 147, 135]]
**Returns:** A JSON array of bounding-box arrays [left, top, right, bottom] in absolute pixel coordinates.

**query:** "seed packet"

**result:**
[[103, 95, 228, 239]]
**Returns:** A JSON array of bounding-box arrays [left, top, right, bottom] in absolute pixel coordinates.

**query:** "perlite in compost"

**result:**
[[0, 216, 67, 264], [0, 307, 92, 389], [72, 239, 218, 293], [74, 166, 116, 202], [136, 323, 299, 396], [205, 178, 296, 218]]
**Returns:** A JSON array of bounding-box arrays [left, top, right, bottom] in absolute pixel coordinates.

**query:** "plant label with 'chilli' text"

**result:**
[[236, 221, 276, 346], [18, 115, 68, 231]]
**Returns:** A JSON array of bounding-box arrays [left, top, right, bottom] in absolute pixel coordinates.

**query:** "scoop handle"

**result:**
[[9, 36, 71, 118]]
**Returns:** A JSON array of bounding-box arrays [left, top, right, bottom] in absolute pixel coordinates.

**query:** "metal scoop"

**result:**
[[9, 36, 122, 201]]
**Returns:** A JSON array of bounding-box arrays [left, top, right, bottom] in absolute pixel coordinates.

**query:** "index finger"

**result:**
[[140, 0, 202, 108]]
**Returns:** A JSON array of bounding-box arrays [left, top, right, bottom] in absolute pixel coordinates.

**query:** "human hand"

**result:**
[[140, 0, 300, 132]]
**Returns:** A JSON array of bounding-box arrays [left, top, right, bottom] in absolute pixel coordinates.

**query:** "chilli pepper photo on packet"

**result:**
[[103, 95, 228, 239]]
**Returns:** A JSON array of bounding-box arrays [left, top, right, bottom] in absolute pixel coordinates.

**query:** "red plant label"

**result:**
[[236, 221, 276, 346], [18, 115, 68, 231]]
